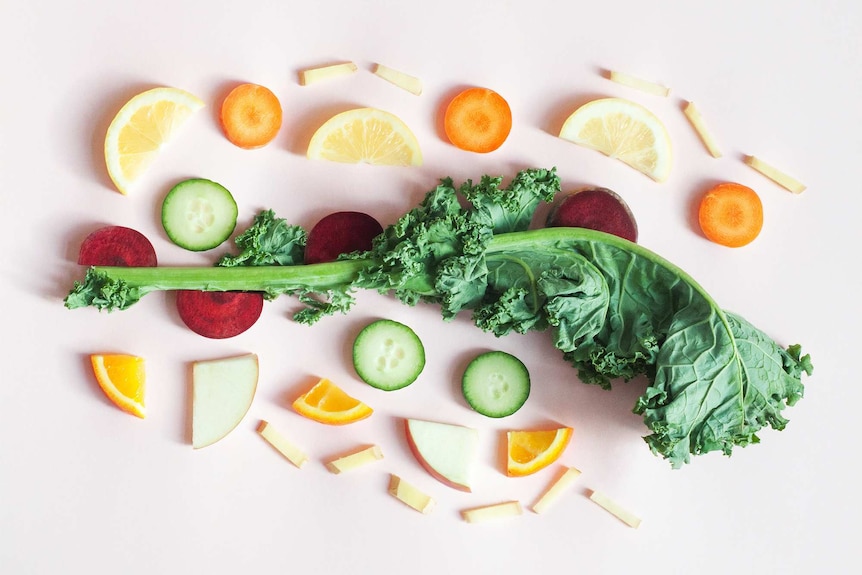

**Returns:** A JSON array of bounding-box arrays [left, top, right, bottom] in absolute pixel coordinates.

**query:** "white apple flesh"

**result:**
[[404, 418, 479, 492], [192, 353, 259, 449]]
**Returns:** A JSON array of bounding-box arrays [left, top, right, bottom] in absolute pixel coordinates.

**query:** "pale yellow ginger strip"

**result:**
[[373, 63, 423, 95], [388, 474, 435, 514], [683, 101, 722, 158], [532, 466, 582, 514], [325, 444, 384, 474], [299, 62, 358, 86], [257, 420, 308, 469], [589, 490, 642, 528], [744, 155, 807, 194], [608, 70, 671, 97], [461, 500, 523, 523]]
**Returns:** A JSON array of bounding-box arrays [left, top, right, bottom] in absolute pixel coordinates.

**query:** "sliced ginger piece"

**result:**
[[743, 155, 807, 194], [257, 420, 308, 468], [532, 466, 582, 514], [325, 444, 384, 474], [589, 490, 642, 528], [388, 474, 435, 514], [373, 63, 423, 95], [683, 101, 722, 158], [461, 500, 523, 523], [299, 62, 358, 85], [607, 70, 670, 97]]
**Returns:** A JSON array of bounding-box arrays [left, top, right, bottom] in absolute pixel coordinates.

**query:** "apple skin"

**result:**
[[404, 419, 478, 492]]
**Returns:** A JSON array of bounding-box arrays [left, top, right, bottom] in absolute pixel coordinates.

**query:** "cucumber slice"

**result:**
[[462, 351, 530, 418], [353, 319, 425, 391], [162, 178, 238, 251]]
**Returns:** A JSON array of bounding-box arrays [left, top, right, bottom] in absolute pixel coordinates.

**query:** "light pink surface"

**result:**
[[1, 1, 856, 573]]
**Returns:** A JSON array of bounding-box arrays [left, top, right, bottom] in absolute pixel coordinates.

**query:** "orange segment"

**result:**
[[90, 354, 146, 418], [506, 427, 572, 477], [292, 378, 373, 425]]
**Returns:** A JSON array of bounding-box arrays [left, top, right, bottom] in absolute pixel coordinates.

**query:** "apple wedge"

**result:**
[[404, 418, 479, 492], [192, 353, 259, 449]]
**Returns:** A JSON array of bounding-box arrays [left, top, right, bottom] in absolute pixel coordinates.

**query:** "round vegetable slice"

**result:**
[[443, 87, 512, 153], [546, 187, 638, 243], [305, 211, 384, 264], [78, 226, 157, 266], [162, 178, 238, 251], [353, 319, 425, 391], [175, 290, 264, 339], [219, 83, 283, 149], [698, 182, 763, 247], [462, 351, 530, 418]]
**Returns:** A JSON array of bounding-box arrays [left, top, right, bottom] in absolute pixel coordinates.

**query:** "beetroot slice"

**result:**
[[304, 211, 384, 264], [546, 187, 638, 243], [175, 290, 264, 339], [78, 226, 158, 266]]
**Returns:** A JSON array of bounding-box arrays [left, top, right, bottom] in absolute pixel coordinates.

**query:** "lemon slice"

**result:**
[[307, 107, 422, 166], [104, 87, 205, 194], [559, 97, 672, 182]]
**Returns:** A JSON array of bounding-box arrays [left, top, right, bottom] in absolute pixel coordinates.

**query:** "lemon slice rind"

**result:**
[[104, 87, 205, 194], [559, 97, 672, 182], [307, 107, 423, 166]]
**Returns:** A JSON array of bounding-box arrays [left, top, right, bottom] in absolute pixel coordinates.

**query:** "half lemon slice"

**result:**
[[307, 107, 422, 166], [559, 97, 672, 182], [104, 86, 204, 194]]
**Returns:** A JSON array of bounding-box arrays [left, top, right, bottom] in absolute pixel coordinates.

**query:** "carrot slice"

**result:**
[[698, 183, 763, 247], [443, 87, 512, 153], [219, 83, 283, 149]]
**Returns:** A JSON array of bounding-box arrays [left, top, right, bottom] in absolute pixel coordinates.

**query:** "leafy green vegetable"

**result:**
[[65, 167, 812, 468]]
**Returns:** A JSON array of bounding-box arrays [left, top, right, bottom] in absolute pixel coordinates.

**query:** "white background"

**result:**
[[2, 1, 858, 573]]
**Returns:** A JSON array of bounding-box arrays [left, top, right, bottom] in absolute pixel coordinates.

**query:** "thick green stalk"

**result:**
[[86, 258, 372, 292]]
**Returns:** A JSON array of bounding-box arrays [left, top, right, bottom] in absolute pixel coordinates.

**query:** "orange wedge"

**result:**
[[292, 378, 373, 425], [90, 354, 146, 418], [506, 427, 572, 477]]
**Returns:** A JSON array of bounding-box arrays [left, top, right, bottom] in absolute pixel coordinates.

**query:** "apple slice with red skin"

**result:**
[[176, 290, 264, 339], [404, 418, 479, 492], [546, 187, 638, 243], [304, 211, 383, 264], [78, 225, 158, 266]]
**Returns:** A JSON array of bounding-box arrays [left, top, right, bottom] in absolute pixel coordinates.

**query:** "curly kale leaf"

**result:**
[[218, 209, 306, 267], [353, 168, 558, 309], [460, 167, 560, 233]]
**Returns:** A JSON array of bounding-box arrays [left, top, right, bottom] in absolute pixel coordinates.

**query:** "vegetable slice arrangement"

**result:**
[[66, 167, 812, 468]]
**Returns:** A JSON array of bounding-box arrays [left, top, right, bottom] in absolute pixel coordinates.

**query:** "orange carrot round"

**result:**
[[219, 83, 283, 149], [443, 87, 512, 153], [698, 182, 763, 247]]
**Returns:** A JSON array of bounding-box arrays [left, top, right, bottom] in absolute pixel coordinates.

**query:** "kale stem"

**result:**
[[90, 258, 374, 291]]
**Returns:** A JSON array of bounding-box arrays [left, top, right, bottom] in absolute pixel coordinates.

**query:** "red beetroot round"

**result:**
[[78, 226, 158, 266], [175, 290, 264, 339], [304, 211, 384, 264], [546, 187, 638, 243]]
